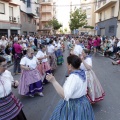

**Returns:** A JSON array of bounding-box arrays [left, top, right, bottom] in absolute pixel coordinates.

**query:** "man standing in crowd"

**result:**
[[13, 37, 23, 75]]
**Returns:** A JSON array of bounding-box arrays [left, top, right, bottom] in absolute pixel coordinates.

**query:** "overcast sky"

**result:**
[[56, 0, 80, 31]]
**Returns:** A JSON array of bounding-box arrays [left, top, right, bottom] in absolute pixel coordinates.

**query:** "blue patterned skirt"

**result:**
[[55, 49, 64, 65], [50, 96, 95, 120]]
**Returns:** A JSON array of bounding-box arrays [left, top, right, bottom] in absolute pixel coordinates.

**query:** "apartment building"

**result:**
[[95, 0, 120, 38], [20, 0, 39, 36], [79, 0, 96, 35], [0, 0, 20, 37], [38, 0, 54, 34]]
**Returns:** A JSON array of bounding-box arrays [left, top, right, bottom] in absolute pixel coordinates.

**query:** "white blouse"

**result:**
[[36, 50, 48, 63], [54, 42, 61, 49], [20, 56, 38, 69], [47, 45, 55, 53], [80, 57, 92, 71], [73, 44, 83, 56], [0, 70, 14, 98], [63, 74, 87, 101]]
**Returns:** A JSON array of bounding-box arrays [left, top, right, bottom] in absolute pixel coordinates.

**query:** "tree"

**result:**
[[48, 18, 62, 31], [64, 28, 68, 33], [69, 8, 87, 31], [59, 29, 64, 34]]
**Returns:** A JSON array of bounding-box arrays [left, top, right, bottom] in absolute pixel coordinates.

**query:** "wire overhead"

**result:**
[[20, 0, 107, 7]]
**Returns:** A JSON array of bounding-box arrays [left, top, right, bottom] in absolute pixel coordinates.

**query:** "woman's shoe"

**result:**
[[38, 92, 44, 97], [29, 94, 34, 97]]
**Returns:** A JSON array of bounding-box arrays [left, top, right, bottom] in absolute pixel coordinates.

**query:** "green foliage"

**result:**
[[84, 25, 94, 29], [59, 29, 64, 34], [69, 8, 87, 31], [48, 18, 62, 30], [64, 28, 68, 33]]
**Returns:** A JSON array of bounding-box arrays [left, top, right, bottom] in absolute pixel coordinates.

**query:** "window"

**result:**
[[0, 3, 5, 14], [99, 13, 102, 21], [82, 7, 86, 10], [104, 11, 105, 20], [87, 15, 91, 19], [36, 7, 39, 14], [23, 31, 27, 36], [87, 6, 91, 9], [9, 7, 13, 17], [28, 16, 31, 23], [111, 6, 115, 18], [0, 29, 8, 38], [109, 25, 114, 33], [34, 20, 36, 25], [27, 0, 31, 7]]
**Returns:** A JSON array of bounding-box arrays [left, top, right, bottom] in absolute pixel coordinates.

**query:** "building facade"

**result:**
[[95, 0, 120, 38], [79, 0, 96, 35], [0, 0, 20, 37], [20, 0, 39, 36], [38, 0, 54, 34]]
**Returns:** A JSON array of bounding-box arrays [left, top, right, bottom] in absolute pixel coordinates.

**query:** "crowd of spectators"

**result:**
[[67, 35, 120, 65]]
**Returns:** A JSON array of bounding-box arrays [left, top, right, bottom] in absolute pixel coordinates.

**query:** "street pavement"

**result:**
[[8, 48, 120, 120]]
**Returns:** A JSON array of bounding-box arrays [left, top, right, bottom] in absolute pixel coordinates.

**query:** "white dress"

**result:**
[[0, 70, 14, 98], [80, 57, 105, 103], [73, 44, 83, 56]]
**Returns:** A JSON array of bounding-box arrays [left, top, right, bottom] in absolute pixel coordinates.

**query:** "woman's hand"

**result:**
[[46, 74, 55, 83], [44, 55, 48, 59], [12, 80, 19, 88], [25, 66, 30, 70], [14, 80, 19, 86]]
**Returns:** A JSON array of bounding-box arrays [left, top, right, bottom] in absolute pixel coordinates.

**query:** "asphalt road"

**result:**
[[8, 48, 120, 120]]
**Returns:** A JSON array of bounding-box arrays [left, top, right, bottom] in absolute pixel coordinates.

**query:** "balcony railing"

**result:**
[[41, 0, 52, 5], [41, 9, 52, 13], [95, 0, 117, 13], [41, 17, 51, 21]]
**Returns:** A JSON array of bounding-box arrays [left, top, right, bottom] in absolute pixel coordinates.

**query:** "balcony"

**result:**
[[27, 7, 37, 16], [41, 0, 52, 5], [41, 17, 51, 21], [9, 0, 19, 6], [95, 0, 117, 13], [41, 9, 52, 13]]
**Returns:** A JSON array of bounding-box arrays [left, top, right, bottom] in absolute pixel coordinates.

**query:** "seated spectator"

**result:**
[[0, 47, 4, 56], [117, 38, 120, 51], [114, 51, 120, 60], [112, 60, 120, 65], [104, 45, 113, 57], [5, 44, 12, 63], [100, 39, 110, 56]]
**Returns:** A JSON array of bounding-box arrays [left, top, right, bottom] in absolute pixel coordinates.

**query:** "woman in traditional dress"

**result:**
[[36, 44, 51, 84], [54, 39, 64, 65], [18, 48, 43, 97], [47, 40, 57, 72], [80, 49, 105, 103], [46, 55, 95, 120], [0, 56, 27, 120]]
